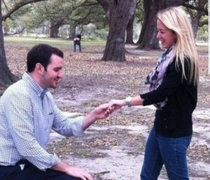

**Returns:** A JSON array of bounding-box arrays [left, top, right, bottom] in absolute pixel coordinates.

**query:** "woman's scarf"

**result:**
[[145, 46, 175, 109]]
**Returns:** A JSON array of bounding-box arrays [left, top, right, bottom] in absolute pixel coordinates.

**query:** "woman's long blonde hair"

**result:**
[[157, 6, 199, 85]]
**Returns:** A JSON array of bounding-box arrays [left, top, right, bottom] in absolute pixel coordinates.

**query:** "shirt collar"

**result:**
[[22, 72, 49, 98]]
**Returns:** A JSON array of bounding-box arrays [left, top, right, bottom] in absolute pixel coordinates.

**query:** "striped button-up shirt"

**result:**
[[0, 73, 84, 169]]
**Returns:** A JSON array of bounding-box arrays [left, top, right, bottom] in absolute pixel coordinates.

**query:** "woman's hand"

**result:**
[[107, 99, 126, 112]]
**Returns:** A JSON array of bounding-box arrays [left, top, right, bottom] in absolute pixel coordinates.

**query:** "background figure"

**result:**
[[108, 6, 199, 180], [73, 34, 82, 52]]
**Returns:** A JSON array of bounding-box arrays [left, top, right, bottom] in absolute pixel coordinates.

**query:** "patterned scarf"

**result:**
[[145, 46, 175, 109]]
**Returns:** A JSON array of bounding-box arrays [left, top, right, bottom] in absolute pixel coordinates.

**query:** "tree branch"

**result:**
[[2, 0, 47, 21], [183, 3, 208, 15], [96, 0, 109, 11], [199, 19, 208, 26], [2, 0, 10, 13]]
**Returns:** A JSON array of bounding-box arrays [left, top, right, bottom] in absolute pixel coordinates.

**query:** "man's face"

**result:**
[[40, 54, 64, 89]]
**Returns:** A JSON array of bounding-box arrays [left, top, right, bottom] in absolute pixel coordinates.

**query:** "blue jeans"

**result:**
[[140, 128, 192, 180]]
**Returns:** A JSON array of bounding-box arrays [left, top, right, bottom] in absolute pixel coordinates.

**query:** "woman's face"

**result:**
[[156, 19, 177, 49]]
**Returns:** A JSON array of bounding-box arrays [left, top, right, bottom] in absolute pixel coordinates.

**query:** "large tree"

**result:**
[[98, 0, 136, 61], [0, 0, 47, 87], [0, 0, 108, 87], [126, 0, 139, 44], [26, 0, 73, 38], [102, 0, 133, 61], [137, 0, 208, 50], [68, 0, 106, 39], [0, 0, 208, 87], [183, 0, 208, 37], [0, 0, 17, 87]]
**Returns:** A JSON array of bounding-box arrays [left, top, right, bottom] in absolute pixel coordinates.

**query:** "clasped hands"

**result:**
[[93, 99, 126, 119]]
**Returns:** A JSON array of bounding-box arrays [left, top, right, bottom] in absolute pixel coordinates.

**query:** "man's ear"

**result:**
[[36, 63, 45, 74]]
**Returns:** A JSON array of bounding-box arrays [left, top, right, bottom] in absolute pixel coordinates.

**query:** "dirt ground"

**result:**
[[5, 44, 210, 180]]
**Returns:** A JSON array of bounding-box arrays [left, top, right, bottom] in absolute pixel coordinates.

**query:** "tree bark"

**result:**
[[191, 10, 202, 38], [126, 12, 135, 44], [126, 0, 136, 44], [184, 0, 208, 38], [0, 0, 18, 87], [137, 0, 190, 50], [50, 23, 59, 38], [102, 0, 132, 61], [69, 25, 76, 40], [137, 0, 166, 49], [0, 0, 49, 88], [96, 0, 109, 11]]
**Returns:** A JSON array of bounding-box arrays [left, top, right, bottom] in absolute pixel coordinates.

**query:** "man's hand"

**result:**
[[65, 166, 93, 180], [52, 162, 93, 180], [93, 103, 114, 119], [82, 103, 115, 130]]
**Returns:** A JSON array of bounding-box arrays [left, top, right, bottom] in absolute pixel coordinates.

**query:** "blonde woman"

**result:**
[[108, 6, 199, 179]]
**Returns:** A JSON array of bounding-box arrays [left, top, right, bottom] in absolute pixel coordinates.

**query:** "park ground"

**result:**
[[4, 38, 210, 180]]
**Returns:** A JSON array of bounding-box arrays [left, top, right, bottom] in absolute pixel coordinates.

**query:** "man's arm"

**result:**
[[82, 103, 110, 131], [52, 102, 111, 135]]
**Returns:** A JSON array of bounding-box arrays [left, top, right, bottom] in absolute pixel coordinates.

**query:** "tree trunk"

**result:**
[[191, 11, 201, 38], [102, 0, 132, 61], [126, 0, 136, 44], [0, 0, 18, 88], [137, 0, 163, 50], [137, 0, 190, 50], [69, 25, 76, 40], [186, 0, 207, 38], [126, 14, 135, 44], [50, 22, 59, 38]]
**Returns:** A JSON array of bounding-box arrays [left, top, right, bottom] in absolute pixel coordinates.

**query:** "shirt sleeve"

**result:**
[[4, 92, 60, 170], [140, 60, 183, 106], [48, 93, 84, 137]]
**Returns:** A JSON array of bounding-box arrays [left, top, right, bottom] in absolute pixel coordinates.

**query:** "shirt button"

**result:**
[[165, 126, 168, 128]]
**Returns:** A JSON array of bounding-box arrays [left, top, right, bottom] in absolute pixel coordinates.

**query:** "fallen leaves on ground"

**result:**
[[5, 44, 210, 179]]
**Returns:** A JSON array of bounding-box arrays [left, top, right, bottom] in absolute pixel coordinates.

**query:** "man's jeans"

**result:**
[[140, 127, 192, 180], [0, 160, 81, 180], [73, 42, 81, 52]]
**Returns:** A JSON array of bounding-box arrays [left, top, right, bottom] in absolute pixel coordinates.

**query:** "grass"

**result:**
[[4, 36, 208, 54], [4, 36, 106, 48]]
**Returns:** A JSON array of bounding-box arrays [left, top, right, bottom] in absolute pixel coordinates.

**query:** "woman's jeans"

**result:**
[[140, 128, 192, 180]]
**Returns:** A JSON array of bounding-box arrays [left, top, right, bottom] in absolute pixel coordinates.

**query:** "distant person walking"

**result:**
[[73, 34, 82, 52]]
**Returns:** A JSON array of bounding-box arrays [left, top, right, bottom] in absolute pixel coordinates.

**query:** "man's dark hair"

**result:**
[[27, 44, 64, 72]]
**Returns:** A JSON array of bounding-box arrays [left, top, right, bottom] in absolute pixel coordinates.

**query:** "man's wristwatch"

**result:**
[[125, 96, 132, 107]]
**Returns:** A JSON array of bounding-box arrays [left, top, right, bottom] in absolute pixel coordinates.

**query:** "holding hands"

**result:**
[[106, 96, 144, 115], [84, 96, 143, 130], [92, 99, 126, 119], [107, 99, 126, 113]]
